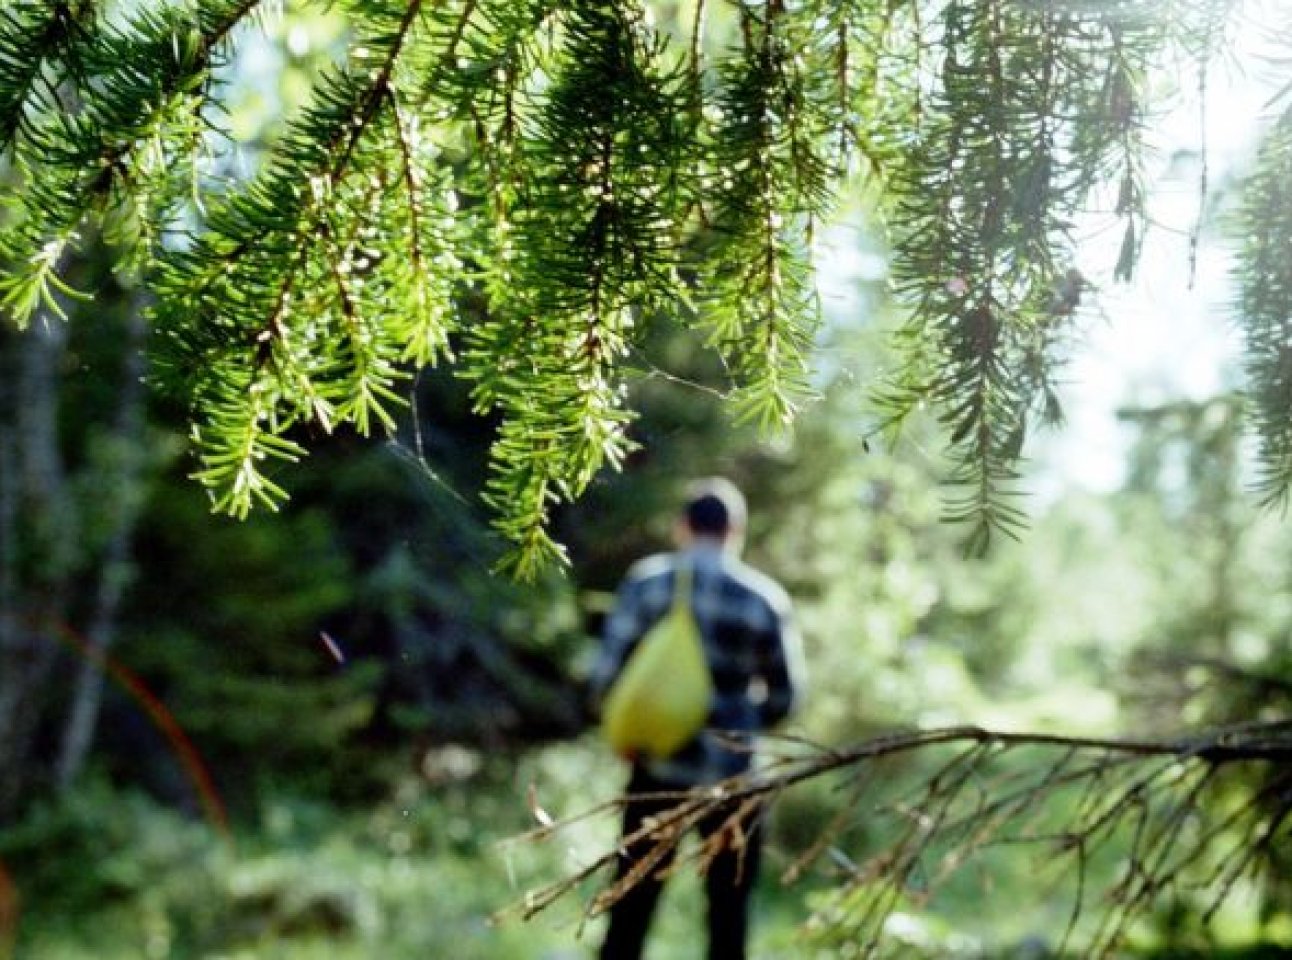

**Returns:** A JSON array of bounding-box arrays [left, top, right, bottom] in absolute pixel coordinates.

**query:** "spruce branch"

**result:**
[[2, 0, 1286, 569], [878, 0, 1159, 551], [0, 0, 87, 156], [0, 0, 264, 327], [702, 0, 832, 431], [1234, 107, 1292, 508], [155, 0, 432, 518], [465, 0, 689, 572]]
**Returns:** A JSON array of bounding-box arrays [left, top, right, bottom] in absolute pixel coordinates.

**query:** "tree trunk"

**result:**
[[0, 413, 20, 814], [56, 307, 148, 789], [0, 319, 75, 819]]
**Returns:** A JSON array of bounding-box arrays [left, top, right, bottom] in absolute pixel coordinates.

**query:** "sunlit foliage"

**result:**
[[1, 0, 1287, 571]]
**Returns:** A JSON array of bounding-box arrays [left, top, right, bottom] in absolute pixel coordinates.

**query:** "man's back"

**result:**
[[594, 480, 795, 960], [593, 541, 800, 785], [594, 478, 801, 960]]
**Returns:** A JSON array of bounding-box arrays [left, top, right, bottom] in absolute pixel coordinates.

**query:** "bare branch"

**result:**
[[502, 721, 1292, 954]]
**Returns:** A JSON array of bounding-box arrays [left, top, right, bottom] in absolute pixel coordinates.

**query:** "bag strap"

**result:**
[[672, 562, 693, 610]]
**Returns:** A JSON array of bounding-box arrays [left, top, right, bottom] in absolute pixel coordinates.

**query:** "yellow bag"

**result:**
[[601, 565, 713, 760]]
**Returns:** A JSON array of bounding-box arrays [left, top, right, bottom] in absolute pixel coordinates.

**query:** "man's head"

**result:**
[[678, 477, 747, 549]]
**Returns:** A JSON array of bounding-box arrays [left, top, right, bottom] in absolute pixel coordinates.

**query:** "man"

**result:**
[[591, 477, 802, 960]]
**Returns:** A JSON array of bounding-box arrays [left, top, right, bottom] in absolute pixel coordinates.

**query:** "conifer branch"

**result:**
[[466, 0, 687, 572], [878, 1, 1162, 550], [1235, 107, 1292, 508], [0, 0, 264, 326], [703, 0, 826, 431], [4, 0, 1288, 568], [0, 1, 84, 155], [156, 0, 429, 517]]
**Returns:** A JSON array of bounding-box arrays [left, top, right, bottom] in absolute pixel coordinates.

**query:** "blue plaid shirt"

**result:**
[[591, 542, 802, 786]]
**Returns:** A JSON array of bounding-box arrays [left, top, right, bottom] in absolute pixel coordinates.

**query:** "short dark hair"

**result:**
[[683, 478, 747, 537]]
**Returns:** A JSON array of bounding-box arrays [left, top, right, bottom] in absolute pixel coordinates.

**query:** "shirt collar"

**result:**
[[681, 539, 731, 566]]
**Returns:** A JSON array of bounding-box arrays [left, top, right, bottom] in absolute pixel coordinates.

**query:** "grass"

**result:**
[[6, 741, 1291, 959], [5, 744, 791, 960]]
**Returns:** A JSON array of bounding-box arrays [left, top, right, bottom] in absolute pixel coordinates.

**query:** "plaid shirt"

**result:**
[[591, 542, 802, 786]]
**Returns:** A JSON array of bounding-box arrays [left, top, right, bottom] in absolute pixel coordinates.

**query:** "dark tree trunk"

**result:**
[[0, 295, 150, 817], [0, 319, 74, 818], [56, 307, 148, 789]]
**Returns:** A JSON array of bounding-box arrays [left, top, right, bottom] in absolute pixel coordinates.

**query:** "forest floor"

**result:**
[[5, 740, 1289, 960], [4, 743, 814, 960]]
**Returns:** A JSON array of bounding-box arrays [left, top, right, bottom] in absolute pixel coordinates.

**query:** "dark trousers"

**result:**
[[599, 767, 763, 960]]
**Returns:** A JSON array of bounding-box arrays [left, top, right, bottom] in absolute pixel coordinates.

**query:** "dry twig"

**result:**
[[499, 721, 1292, 956]]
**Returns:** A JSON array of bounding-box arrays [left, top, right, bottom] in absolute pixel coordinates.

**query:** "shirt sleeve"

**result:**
[[589, 575, 648, 709], [756, 597, 803, 728]]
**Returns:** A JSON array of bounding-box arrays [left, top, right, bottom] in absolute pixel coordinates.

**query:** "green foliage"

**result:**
[[0, 0, 255, 319], [152, 0, 455, 520], [699, 0, 834, 431], [0, 778, 220, 917], [4, 0, 1286, 570], [1, 751, 694, 960], [1235, 106, 1292, 508], [115, 478, 381, 803], [107, 365, 596, 799], [877, 1, 1163, 550], [465, 1, 691, 574], [17, 732, 1289, 959], [7, 6, 1292, 953]]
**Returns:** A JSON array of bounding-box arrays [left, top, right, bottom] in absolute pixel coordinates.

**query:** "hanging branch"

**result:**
[[702, 0, 833, 432], [1234, 107, 1292, 508], [462, 0, 690, 574], [0, 0, 264, 325], [0, 0, 1285, 571], [153, 0, 447, 519], [502, 722, 1292, 958], [877, 0, 1169, 552]]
